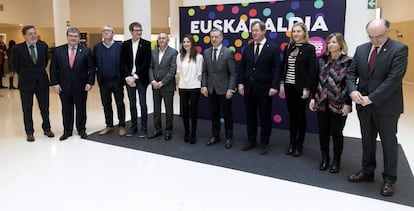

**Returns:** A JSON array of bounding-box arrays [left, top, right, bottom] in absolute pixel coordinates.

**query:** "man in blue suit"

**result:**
[[50, 27, 95, 141], [346, 19, 408, 197], [238, 20, 281, 155]]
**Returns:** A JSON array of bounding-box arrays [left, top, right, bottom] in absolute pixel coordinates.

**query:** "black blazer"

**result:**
[[12, 41, 50, 91], [281, 43, 318, 91], [49, 44, 95, 92], [238, 40, 281, 96], [346, 38, 408, 115], [121, 38, 151, 86]]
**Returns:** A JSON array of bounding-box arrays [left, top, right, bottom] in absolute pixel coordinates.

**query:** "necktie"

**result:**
[[254, 43, 260, 63], [368, 46, 379, 71], [30, 45, 36, 64], [213, 48, 217, 61], [69, 47, 75, 68]]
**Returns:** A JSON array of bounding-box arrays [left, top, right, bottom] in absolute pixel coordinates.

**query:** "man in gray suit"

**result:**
[[202, 28, 236, 149], [147, 33, 178, 140], [346, 19, 408, 197]]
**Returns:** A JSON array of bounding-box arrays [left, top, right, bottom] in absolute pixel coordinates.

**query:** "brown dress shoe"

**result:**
[[99, 127, 113, 136], [44, 130, 55, 138], [241, 142, 256, 151], [348, 171, 374, 182], [118, 127, 126, 136], [380, 182, 395, 196], [27, 134, 35, 142]]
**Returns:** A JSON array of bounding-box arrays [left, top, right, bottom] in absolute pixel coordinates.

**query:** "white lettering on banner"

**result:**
[[190, 16, 328, 34]]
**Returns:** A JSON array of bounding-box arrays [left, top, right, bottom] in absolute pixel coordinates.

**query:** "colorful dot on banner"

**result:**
[[240, 14, 248, 22], [280, 42, 288, 51], [217, 4, 224, 12], [286, 12, 295, 20], [203, 35, 210, 44], [196, 46, 202, 53], [241, 3, 249, 7], [315, 12, 325, 19], [309, 36, 326, 57], [285, 30, 292, 38], [247, 39, 254, 45], [314, 0, 324, 9], [249, 9, 257, 17], [232, 6, 239, 14], [269, 32, 278, 39], [263, 8, 271, 17], [278, 91, 286, 99], [229, 46, 236, 52], [240, 46, 246, 53], [223, 39, 230, 47], [273, 114, 282, 123], [234, 53, 242, 61], [234, 39, 243, 47], [291, 1, 300, 10], [241, 31, 250, 39], [269, 0, 276, 4], [151, 40, 157, 49], [193, 34, 200, 42], [199, 5, 206, 10], [209, 11, 216, 19], [188, 8, 195, 16]]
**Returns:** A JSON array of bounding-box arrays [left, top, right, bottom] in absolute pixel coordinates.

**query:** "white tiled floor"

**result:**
[[0, 77, 413, 211]]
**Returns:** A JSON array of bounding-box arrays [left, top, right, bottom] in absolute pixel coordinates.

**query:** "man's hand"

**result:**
[[53, 84, 62, 94], [269, 88, 278, 96], [125, 76, 136, 87], [85, 84, 92, 91], [238, 84, 244, 96], [201, 87, 208, 97]]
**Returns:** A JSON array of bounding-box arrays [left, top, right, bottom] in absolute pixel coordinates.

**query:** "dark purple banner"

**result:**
[[179, 0, 346, 132]]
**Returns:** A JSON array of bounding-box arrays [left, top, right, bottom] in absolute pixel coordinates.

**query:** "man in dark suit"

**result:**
[[12, 25, 55, 141], [202, 28, 236, 149], [50, 27, 95, 141], [238, 20, 281, 155], [147, 33, 178, 140], [346, 19, 408, 197], [121, 22, 151, 138], [93, 25, 126, 137]]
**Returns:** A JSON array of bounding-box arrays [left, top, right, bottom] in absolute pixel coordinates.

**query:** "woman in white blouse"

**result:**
[[176, 35, 204, 144]]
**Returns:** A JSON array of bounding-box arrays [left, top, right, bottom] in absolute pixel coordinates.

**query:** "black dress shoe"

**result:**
[[206, 137, 220, 146], [348, 171, 374, 182], [189, 134, 196, 144], [260, 145, 269, 155], [79, 132, 88, 139], [241, 142, 256, 151], [27, 134, 35, 142], [184, 133, 190, 143], [138, 130, 147, 138], [147, 131, 162, 139], [44, 130, 55, 138], [380, 182, 395, 196], [126, 128, 138, 137], [59, 134, 72, 141], [292, 149, 302, 157], [165, 133, 172, 140], [225, 138, 233, 149], [285, 145, 294, 155]]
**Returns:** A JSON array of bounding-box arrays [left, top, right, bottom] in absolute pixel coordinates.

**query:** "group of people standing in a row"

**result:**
[[10, 18, 407, 197]]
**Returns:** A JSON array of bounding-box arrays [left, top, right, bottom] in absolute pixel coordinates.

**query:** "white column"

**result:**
[[170, 0, 182, 48], [123, 0, 151, 40], [52, 0, 70, 46]]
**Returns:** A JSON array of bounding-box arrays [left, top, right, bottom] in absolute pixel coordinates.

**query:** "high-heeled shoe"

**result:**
[[330, 157, 341, 173], [292, 149, 302, 157], [319, 151, 330, 171], [285, 145, 294, 155], [184, 130, 189, 143]]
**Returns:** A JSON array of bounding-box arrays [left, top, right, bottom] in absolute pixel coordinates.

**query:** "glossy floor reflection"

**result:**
[[0, 77, 413, 211]]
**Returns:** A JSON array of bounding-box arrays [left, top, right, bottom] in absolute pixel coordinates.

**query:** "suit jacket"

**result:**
[[149, 46, 178, 92], [49, 44, 95, 92], [346, 38, 408, 115], [281, 43, 318, 91], [12, 41, 50, 91], [121, 38, 151, 86], [238, 40, 281, 96], [202, 46, 236, 95]]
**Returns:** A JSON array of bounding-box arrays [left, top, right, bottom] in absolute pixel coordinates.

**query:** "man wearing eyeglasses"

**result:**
[[346, 19, 408, 197], [93, 25, 126, 137], [121, 22, 151, 138]]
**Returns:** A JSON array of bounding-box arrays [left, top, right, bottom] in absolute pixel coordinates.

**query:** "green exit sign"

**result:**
[[368, 0, 377, 9]]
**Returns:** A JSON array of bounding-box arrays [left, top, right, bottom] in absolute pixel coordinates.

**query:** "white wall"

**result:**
[[181, 0, 376, 56]]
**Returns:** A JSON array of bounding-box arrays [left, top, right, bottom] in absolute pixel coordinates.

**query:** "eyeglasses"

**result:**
[[102, 29, 113, 32], [132, 29, 143, 32]]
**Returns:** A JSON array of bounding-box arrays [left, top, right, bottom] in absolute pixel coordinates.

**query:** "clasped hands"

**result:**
[[53, 84, 92, 94], [151, 80, 164, 89], [202, 87, 234, 99], [350, 91, 372, 106]]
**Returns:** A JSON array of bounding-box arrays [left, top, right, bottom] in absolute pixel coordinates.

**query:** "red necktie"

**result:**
[[368, 46, 378, 71], [69, 47, 75, 68]]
